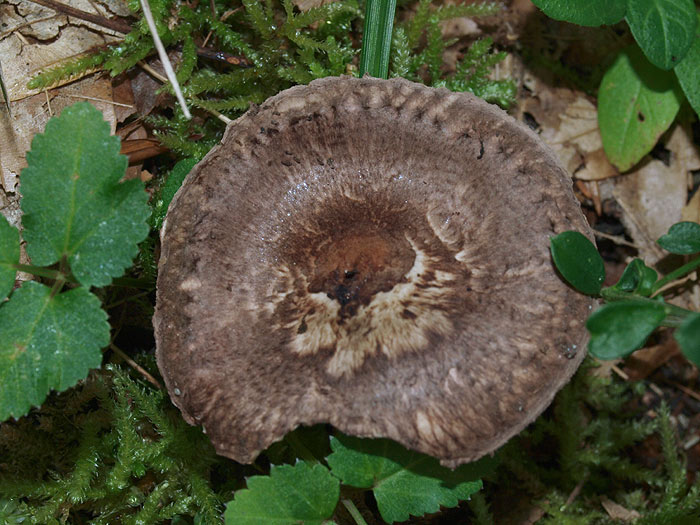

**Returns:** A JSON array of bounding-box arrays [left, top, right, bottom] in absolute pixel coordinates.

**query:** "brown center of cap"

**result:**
[[309, 229, 415, 317]]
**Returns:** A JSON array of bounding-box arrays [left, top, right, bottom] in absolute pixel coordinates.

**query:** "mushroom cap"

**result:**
[[154, 76, 594, 467]]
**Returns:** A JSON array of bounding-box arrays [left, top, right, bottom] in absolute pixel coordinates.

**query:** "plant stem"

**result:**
[[341, 498, 368, 525], [600, 287, 694, 327], [13, 263, 77, 283], [651, 255, 700, 294], [359, 0, 397, 78], [13, 264, 153, 289]]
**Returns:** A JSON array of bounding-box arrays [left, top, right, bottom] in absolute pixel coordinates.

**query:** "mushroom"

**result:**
[[154, 76, 594, 467]]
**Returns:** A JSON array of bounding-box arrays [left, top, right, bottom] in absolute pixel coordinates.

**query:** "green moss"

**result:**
[[28, 0, 514, 157]]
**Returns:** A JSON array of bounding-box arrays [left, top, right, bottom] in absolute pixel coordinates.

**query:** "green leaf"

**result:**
[[327, 434, 487, 523], [359, 0, 397, 78], [611, 258, 658, 296], [224, 461, 339, 525], [20, 102, 150, 288], [598, 46, 682, 171], [0, 215, 19, 301], [587, 301, 667, 360], [151, 157, 197, 230], [675, 312, 700, 367], [674, 13, 700, 116], [657, 221, 700, 254], [625, 0, 697, 70], [531, 0, 626, 27], [0, 281, 109, 421], [550, 231, 605, 296]]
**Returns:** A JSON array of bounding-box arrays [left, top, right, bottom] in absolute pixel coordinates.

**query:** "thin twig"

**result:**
[[44, 89, 53, 116], [66, 94, 134, 108], [110, 343, 164, 390], [138, 60, 168, 83], [611, 364, 629, 381], [28, 0, 131, 34], [139, 0, 191, 119], [138, 62, 231, 124], [564, 477, 586, 507], [650, 273, 696, 298], [665, 380, 700, 403], [593, 229, 639, 249]]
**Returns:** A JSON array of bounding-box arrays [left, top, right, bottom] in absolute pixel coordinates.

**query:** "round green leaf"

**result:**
[[550, 231, 605, 296], [587, 301, 667, 360], [531, 0, 626, 27], [657, 221, 700, 254], [611, 258, 658, 296], [0, 281, 109, 421], [675, 312, 700, 367], [0, 215, 19, 301], [224, 461, 339, 525], [598, 46, 682, 171], [674, 13, 700, 116], [625, 0, 697, 70]]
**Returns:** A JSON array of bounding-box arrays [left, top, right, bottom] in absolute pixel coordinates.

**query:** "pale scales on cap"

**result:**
[[154, 76, 595, 468]]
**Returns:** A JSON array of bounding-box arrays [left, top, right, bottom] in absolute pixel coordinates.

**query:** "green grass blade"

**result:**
[[360, 0, 397, 78]]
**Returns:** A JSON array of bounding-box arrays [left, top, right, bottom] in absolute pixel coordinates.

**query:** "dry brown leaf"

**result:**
[[600, 497, 641, 522], [0, 77, 116, 195], [624, 337, 680, 381], [540, 95, 617, 181], [1, 1, 122, 197], [612, 124, 694, 263], [292, 0, 339, 11], [516, 75, 617, 183], [683, 189, 700, 224]]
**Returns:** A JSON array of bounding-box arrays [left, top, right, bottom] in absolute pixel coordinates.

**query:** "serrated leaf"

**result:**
[[224, 461, 339, 525], [587, 301, 667, 360], [531, 0, 626, 27], [611, 258, 658, 296], [675, 313, 700, 367], [20, 102, 150, 288], [598, 46, 682, 171], [327, 434, 487, 523], [625, 0, 697, 70], [0, 281, 109, 421], [550, 231, 605, 296], [675, 13, 700, 116], [657, 221, 700, 254], [151, 157, 197, 230], [0, 215, 19, 301]]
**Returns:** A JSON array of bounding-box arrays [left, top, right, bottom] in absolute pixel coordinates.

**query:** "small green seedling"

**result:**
[[550, 224, 700, 366], [0, 102, 151, 422], [532, 0, 699, 171]]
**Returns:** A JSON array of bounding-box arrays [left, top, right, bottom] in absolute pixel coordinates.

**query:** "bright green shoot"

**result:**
[[550, 222, 700, 367], [359, 0, 397, 78]]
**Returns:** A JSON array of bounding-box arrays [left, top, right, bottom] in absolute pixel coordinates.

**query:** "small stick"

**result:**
[[650, 273, 696, 298], [28, 0, 131, 34], [593, 229, 639, 249], [611, 364, 629, 381], [66, 94, 134, 108], [110, 343, 164, 389], [564, 477, 586, 507], [139, 0, 191, 119], [44, 89, 53, 116]]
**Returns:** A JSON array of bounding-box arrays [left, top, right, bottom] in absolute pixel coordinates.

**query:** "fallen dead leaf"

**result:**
[[612, 124, 697, 263], [600, 497, 641, 522]]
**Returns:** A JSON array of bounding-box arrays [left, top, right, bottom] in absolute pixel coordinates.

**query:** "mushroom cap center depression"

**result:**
[[272, 195, 468, 379], [309, 229, 414, 317]]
